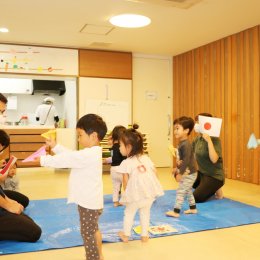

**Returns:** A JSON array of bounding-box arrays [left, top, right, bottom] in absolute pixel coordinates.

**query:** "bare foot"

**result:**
[[215, 188, 224, 199], [118, 231, 129, 243], [114, 202, 123, 207], [166, 211, 180, 218], [184, 209, 197, 214], [141, 236, 149, 242]]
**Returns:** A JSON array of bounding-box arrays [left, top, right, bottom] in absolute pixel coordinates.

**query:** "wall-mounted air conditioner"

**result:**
[[0, 78, 33, 94]]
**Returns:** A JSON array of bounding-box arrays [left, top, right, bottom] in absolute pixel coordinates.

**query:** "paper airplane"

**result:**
[[22, 145, 47, 163], [41, 129, 56, 139], [168, 144, 179, 158], [133, 224, 178, 235], [247, 133, 260, 149], [0, 155, 17, 176], [198, 115, 222, 137]]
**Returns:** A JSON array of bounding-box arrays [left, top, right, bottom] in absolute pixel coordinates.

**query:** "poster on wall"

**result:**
[[0, 44, 78, 76], [85, 99, 130, 131]]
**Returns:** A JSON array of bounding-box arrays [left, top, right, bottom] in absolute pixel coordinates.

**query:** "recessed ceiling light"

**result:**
[[0, 28, 9, 33], [109, 14, 151, 28]]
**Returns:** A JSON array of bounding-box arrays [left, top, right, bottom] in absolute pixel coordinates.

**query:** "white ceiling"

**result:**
[[1, 0, 260, 56]]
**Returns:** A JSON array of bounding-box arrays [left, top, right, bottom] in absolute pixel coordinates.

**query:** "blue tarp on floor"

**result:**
[[1, 190, 260, 255]]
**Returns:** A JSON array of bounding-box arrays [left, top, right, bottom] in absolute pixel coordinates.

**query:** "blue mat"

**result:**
[[1, 190, 260, 255]]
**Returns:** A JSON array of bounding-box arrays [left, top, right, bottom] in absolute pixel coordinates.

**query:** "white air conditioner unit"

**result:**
[[0, 78, 33, 94]]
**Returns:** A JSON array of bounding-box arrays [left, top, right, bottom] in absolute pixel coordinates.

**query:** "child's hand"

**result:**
[[172, 167, 178, 176], [45, 138, 56, 149], [175, 173, 182, 182], [34, 156, 41, 163], [176, 159, 183, 167]]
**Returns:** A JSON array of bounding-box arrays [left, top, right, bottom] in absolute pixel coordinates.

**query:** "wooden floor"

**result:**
[[3, 167, 260, 260]]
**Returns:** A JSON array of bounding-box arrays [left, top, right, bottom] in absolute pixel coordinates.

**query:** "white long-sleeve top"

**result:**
[[40, 144, 103, 209]]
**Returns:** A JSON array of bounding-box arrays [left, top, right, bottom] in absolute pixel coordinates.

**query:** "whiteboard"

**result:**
[[85, 100, 129, 130], [79, 77, 132, 131]]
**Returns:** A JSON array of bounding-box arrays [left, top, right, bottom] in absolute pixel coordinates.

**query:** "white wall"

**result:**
[[63, 79, 77, 128]]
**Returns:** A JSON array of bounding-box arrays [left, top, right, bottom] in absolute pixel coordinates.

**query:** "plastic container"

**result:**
[[20, 115, 29, 126]]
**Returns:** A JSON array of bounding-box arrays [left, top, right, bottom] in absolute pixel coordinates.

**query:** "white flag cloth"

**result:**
[[198, 115, 222, 137]]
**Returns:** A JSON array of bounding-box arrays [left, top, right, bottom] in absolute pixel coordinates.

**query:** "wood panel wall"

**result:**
[[79, 49, 132, 79], [173, 25, 260, 184]]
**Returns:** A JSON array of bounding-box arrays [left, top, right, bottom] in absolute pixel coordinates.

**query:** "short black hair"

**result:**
[[111, 125, 126, 142], [195, 113, 213, 121], [119, 124, 144, 157], [0, 93, 8, 104], [76, 114, 107, 141], [0, 130, 10, 151], [173, 116, 195, 135]]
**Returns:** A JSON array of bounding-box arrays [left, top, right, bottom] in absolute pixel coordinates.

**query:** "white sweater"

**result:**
[[40, 144, 103, 209]]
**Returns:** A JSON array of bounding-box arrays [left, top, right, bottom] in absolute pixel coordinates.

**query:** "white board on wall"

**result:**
[[85, 100, 129, 130], [79, 77, 132, 131]]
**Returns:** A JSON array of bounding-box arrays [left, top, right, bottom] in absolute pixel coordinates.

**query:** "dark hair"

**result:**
[[0, 130, 10, 151], [0, 93, 8, 104], [76, 114, 107, 141], [173, 116, 195, 135], [120, 124, 143, 157], [195, 113, 213, 121], [111, 125, 126, 143]]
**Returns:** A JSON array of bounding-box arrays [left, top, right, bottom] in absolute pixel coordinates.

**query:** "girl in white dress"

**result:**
[[117, 124, 164, 243]]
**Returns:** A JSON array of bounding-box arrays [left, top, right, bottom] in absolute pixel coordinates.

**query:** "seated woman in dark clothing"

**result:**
[[0, 186, 41, 242], [0, 129, 41, 242], [192, 113, 225, 203]]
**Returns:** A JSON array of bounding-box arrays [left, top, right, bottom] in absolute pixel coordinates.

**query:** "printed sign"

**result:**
[[198, 115, 222, 137]]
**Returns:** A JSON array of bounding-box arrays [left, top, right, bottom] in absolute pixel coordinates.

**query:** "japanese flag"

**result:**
[[198, 115, 222, 137]]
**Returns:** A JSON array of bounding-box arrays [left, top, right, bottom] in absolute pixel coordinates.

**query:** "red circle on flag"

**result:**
[[204, 122, 211, 130]]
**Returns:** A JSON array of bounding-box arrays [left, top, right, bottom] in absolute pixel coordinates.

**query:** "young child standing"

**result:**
[[166, 116, 198, 218], [103, 125, 126, 207], [117, 124, 164, 243], [1, 159, 19, 191], [38, 114, 107, 260]]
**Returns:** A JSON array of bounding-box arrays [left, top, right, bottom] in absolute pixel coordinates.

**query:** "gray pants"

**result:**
[[174, 172, 197, 213]]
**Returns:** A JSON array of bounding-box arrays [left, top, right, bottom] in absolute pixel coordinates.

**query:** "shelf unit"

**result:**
[[1, 129, 51, 168]]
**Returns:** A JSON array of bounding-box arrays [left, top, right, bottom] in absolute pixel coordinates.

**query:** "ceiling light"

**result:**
[[109, 14, 151, 28], [0, 28, 9, 33]]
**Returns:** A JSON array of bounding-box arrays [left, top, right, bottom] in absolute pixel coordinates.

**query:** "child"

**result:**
[[1, 159, 19, 191], [103, 125, 126, 207], [117, 124, 164, 243], [166, 116, 198, 218], [38, 114, 107, 260]]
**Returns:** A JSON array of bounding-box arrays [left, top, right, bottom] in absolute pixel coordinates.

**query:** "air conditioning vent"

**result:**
[[139, 0, 203, 9], [32, 80, 66, 96]]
